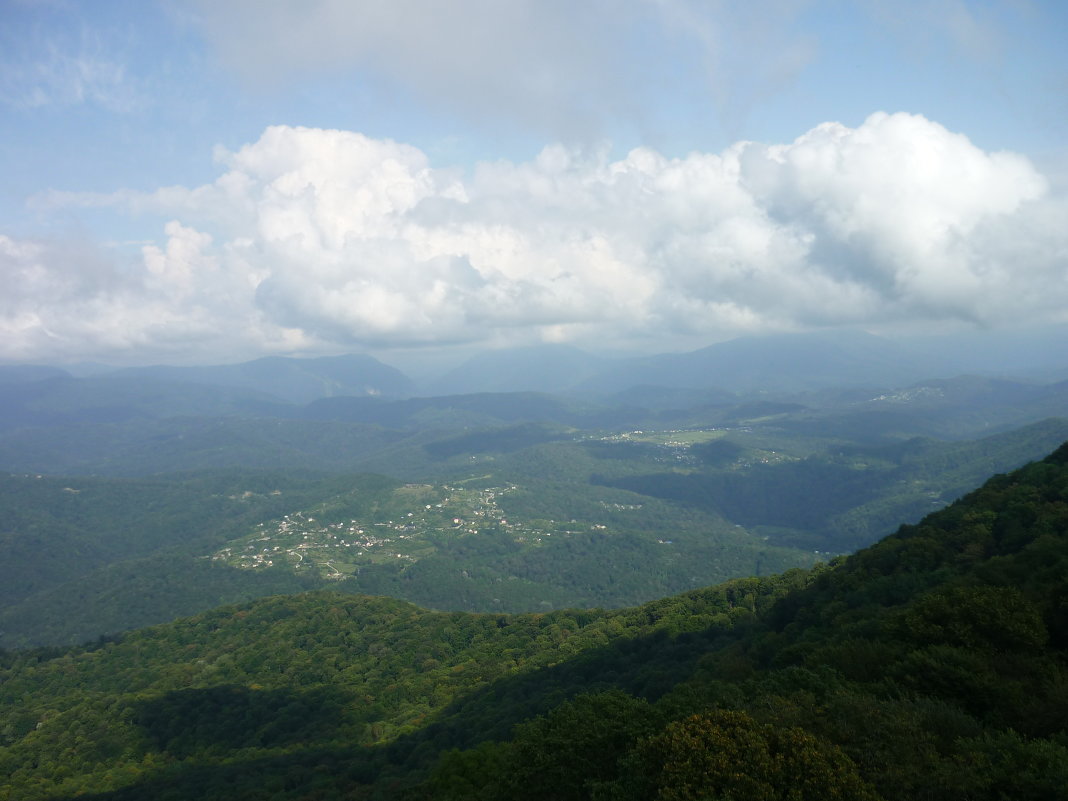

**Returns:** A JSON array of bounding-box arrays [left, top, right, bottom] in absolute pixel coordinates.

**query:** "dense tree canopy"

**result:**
[[1, 442, 1067, 799]]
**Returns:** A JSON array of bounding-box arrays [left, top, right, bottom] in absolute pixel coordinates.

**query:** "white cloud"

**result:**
[[5, 113, 1065, 363], [738, 112, 1048, 319]]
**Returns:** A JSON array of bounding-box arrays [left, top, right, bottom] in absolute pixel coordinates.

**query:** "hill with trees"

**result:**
[[4, 415, 1067, 650], [1, 441, 1066, 799]]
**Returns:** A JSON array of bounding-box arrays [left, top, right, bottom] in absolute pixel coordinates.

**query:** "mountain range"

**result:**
[[4, 327, 1065, 411]]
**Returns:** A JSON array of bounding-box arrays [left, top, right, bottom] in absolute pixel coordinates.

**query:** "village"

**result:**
[[210, 481, 607, 580]]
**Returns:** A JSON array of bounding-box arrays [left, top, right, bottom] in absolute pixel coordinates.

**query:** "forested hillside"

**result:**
[[2, 442, 1066, 800], [0, 471, 394, 648], [5, 416, 1066, 649]]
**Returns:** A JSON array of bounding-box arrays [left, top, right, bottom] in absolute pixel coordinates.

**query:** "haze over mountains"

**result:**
[[0, 330, 1065, 492], [426, 331, 939, 398], [4, 327, 1066, 411], [2, 326, 1067, 657]]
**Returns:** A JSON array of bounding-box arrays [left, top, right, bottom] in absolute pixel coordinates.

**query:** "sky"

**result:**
[[1, 0, 1067, 366]]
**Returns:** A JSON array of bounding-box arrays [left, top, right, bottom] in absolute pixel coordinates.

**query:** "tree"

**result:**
[[604, 710, 882, 801], [501, 690, 660, 801]]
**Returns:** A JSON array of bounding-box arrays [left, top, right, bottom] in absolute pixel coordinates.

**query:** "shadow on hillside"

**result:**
[[47, 441, 1068, 800], [385, 620, 743, 767], [132, 684, 350, 758], [49, 745, 386, 801], [50, 618, 748, 800]]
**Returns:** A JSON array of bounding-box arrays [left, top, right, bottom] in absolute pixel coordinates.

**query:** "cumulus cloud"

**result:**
[[5, 113, 1065, 362]]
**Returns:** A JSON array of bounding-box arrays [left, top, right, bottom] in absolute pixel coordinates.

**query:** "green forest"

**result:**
[[2, 441, 1067, 799], [4, 416, 1066, 649]]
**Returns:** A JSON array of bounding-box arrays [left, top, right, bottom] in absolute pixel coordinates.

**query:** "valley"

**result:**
[[1, 341, 1067, 798], [3, 354, 1068, 647], [1, 442, 1066, 800], [209, 427, 791, 582]]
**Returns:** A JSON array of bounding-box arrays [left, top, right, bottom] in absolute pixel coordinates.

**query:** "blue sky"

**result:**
[[2, 0, 1067, 365]]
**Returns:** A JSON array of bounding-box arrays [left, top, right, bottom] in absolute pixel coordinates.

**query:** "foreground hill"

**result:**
[[2, 441, 1067, 799]]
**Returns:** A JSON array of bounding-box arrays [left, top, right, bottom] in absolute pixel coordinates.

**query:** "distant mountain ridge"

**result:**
[[4, 326, 1065, 407], [0, 354, 418, 431], [578, 330, 942, 396], [419, 331, 969, 398], [0, 374, 280, 431], [426, 344, 612, 396], [113, 353, 416, 404], [0, 364, 71, 385]]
